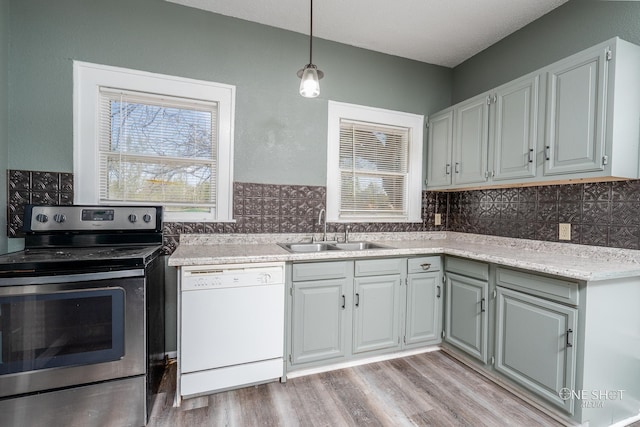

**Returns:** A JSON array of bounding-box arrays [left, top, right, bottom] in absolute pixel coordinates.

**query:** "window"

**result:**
[[327, 101, 423, 222], [74, 61, 235, 222]]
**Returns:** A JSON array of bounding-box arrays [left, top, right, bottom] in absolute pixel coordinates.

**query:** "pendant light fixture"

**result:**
[[297, 0, 324, 98]]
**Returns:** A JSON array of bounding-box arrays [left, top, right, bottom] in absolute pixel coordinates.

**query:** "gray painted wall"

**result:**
[[1, 0, 8, 254], [452, 0, 640, 103], [7, 0, 451, 187]]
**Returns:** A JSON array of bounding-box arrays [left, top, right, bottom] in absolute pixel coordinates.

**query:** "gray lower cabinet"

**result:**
[[290, 278, 349, 365], [290, 260, 351, 366], [405, 270, 441, 346], [353, 258, 403, 354], [444, 271, 489, 363], [495, 286, 577, 414], [288, 256, 441, 370], [353, 275, 401, 353]]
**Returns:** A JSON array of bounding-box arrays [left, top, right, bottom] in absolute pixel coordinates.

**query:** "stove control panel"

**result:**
[[25, 205, 162, 232]]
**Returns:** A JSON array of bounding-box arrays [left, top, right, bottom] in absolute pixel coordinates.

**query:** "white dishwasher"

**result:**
[[178, 262, 285, 400]]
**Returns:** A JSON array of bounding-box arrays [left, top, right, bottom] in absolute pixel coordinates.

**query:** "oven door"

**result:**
[[0, 270, 145, 398]]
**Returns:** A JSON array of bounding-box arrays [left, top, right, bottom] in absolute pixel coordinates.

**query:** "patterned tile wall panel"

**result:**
[[449, 180, 640, 250], [162, 182, 430, 253], [8, 170, 640, 253], [7, 170, 74, 237]]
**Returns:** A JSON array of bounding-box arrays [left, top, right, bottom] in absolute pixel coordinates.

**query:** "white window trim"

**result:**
[[327, 100, 423, 223], [73, 61, 235, 222]]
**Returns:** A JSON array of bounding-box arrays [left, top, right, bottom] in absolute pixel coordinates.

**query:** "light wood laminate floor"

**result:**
[[148, 350, 565, 427]]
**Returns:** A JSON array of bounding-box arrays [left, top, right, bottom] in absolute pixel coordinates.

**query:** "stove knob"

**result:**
[[35, 213, 49, 223], [128, 214, 138, 223], [53, 214, 66, 223], [143, 214, 152, 223]]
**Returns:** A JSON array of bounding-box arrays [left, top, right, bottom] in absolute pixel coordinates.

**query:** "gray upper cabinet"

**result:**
[[426, 109, 454, 188], [544, 38, 640, 179], [427, 73, 541, 190], [427, 37, 640, 190], [495, 286, 577, 414], [453, 95, 490, 185], [491, 75, 540, 181]]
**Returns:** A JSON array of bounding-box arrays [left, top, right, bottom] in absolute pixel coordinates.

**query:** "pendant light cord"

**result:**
[[309, 0, 313, 65]]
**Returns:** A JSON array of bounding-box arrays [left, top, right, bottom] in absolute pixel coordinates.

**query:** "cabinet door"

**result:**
[[405, 272, 442, 346], [545, 47, 608, 175], [291, 279, 348, 365], [427, 110, 454, 188], [492, 75, 539, 181], [444, 272, 488, 363], [353, 275, 401, 354], [453, 95, 490, 185], [495, 287, 577, 414]]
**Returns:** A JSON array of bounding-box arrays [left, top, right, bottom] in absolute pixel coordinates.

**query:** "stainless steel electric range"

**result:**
[[0, 205, 165, 427]]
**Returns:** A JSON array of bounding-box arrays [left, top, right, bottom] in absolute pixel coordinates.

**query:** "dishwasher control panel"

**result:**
[[181, 262, 285, 291]]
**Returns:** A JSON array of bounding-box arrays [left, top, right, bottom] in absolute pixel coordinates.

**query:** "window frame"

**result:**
[[326, 101, 424, 223], [73, 61, 236, 222]]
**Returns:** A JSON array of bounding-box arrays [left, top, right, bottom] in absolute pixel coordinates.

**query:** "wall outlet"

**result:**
[[434, 213, 442, 226], [559, 223, 571, 241]]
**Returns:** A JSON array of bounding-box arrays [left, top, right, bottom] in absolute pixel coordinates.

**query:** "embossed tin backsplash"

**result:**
[[7, 170, 73, 237], [7, 169, 640, 253]]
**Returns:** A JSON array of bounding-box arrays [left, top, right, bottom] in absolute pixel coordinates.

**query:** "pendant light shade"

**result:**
[[298, 0, 323, 98]]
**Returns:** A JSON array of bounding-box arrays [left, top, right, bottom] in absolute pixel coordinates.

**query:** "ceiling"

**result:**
[[166, 0, 569, 68]]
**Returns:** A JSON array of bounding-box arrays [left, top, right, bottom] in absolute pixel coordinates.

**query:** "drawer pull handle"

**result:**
[[341, 294, 346, 309], [445, 164, 451, 175], [480, 298, 486, 313], [545, 145, 550, 161], [436, 285, 441, 298], [455, 162, 460, 173], [355, 293, 360, 307], [528, 148, 534, 163], [420, 263, 432, 270], [566, 329, 573, 348]]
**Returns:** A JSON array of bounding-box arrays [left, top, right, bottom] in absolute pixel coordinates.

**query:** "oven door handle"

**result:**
[[0, 269, 145, 286]]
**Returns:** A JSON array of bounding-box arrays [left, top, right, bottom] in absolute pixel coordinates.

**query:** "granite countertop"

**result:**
[[168, 231, 640, 282]]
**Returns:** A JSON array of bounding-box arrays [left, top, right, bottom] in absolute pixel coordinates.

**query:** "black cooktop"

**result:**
[[0, 244, 163, 277]]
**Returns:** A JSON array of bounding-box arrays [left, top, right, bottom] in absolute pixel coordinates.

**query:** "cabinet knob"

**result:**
[[420, 263, 431, 271]]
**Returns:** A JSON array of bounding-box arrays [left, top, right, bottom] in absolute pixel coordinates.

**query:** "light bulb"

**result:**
[[299, 66, 320, 98]]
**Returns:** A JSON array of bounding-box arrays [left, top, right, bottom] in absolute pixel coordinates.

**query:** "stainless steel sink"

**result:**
[[278, 241, 393, 253], [277, 242, 342, 253], [332, 241, 392, 251]]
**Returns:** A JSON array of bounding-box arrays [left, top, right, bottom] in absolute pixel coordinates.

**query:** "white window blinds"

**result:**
[[338, 119, 410, 219], [98, 88, 218, 214]]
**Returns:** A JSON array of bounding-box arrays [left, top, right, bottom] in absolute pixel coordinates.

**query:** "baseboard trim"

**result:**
[[286, 346, 441, 380]]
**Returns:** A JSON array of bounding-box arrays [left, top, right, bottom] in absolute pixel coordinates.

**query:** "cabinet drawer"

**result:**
[[496, 267, 579, 306], [292, 261, 349, 281], [355, 258, 403, 277], [407, 256, 441, 273], [445, 257, 488, 280]]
